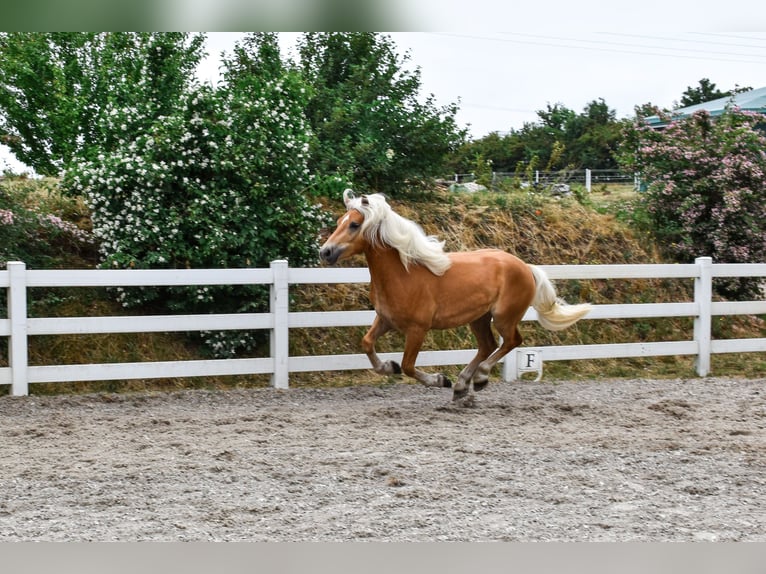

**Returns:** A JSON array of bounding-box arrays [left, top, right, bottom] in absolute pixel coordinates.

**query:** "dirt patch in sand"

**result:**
[[1, 377, 764, 541]]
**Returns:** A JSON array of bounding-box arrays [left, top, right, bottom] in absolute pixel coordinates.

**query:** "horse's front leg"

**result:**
[[401, 327, 452, 388], [362, 315, 401, 376]]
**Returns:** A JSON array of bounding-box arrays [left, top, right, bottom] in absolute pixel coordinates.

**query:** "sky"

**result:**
[[2, 22, 765, 174], [198, 30, 766, 139]]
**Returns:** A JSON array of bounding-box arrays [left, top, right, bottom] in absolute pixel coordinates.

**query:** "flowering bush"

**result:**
[[62, 75, 332, 357], [0, 208, 13, 226], [619, 107, 766, 298]]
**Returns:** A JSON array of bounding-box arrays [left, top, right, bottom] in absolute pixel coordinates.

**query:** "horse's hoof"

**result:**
[[441, 375, 452, 388], [388, 361, 402, 375], [473, 379, 489, 392], [452, 387, 469, 401]]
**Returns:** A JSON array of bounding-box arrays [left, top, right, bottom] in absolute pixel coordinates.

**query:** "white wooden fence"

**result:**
[[2, 257, 765, 396]]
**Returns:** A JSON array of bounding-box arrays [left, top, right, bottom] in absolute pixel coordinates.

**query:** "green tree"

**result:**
[[445, 131, 521, 175], [564, 99, 621, 168], [222, 32, 284, 81], [514, 103, 575, 169], [448, 99, 621, 175], [0, 32, 204, 176], [61, 33, 330, 357], [296, 32, 465, 195], [537, 102, 576, 132], [633, 102, 663, 118], [679, 78, 729, 107]]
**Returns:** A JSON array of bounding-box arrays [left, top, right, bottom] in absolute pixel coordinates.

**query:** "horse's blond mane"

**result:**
[[343, 190, 452, 276]]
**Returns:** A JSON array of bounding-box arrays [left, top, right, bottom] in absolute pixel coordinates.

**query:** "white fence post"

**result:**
[[8, 261, 29, 396], [502, 342, 517, 382], [585, 168, 592, 193], [694, 256, 713, 376], [270, 260, 290, 389]]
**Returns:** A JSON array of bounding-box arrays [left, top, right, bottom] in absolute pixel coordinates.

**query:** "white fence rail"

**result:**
[[2, 257, 765, 396]]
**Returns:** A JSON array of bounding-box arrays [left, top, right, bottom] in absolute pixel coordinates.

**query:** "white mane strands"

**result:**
[[343, 190, 452, 276]]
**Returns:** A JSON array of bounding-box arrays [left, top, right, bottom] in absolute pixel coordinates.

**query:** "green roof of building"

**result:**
[[645, 85, 766, 127]]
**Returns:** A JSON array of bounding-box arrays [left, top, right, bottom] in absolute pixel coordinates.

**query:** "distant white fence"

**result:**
[[451, 169, 636, 192], [2, 257, 765, 396]]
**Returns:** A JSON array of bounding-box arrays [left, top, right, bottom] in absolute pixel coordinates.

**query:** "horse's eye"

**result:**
[[349, 221, 361, 231]]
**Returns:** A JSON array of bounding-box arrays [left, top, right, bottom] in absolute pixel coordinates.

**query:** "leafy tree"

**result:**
[[0, 32, 204, 176], [537, 102, 576, 132], [445, 131, 524, 175], [679, 78, 727, 107], [619, 107, 766, 298], [565, 99, 622, 168], [61, 34, 330, 357], [633, 102, 662, 118], [677, 78, 753, 107], [448, 99, 622, 176], [222, 32, 284, 81], [296, 32, 465, 195], [517, 103, 576, 169]]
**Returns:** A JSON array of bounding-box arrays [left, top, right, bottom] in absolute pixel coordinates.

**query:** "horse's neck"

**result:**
[[364, 245, 408, 291]]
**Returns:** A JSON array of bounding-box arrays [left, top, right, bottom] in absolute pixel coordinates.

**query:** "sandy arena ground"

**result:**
[[1, 376, 764, 541]]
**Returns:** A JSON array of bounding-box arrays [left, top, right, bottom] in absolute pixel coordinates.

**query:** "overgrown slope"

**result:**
[[290, 189, 735, 386]]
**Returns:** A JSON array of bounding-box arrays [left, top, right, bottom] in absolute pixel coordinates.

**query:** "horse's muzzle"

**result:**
[[319, 244, 343, 265]]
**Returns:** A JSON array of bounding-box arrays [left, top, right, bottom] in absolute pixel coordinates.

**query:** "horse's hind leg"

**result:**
[[453, 313, 496, 400], [472, 323, 523, 389], [469, 314, 498, 392]]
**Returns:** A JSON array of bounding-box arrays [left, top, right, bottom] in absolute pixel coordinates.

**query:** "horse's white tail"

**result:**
[[529, 265, 591, 332]]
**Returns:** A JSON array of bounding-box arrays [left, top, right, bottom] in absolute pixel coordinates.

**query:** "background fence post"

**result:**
[[8, 261, 29, 396], [585, 168, 592, 193], [502, 343, 517, 382], [270, 260, 289, 389], [694, 256, 713, 376]]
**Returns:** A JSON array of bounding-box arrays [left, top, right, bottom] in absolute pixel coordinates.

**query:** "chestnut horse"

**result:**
[[319, 190, 591, 404]]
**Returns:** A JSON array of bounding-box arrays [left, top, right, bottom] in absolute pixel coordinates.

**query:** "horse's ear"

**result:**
[[361, 195, 369, 206], [343, 189, 355, 208]]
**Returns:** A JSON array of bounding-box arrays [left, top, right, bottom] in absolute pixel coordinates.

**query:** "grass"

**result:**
[[1, 179, 764, 395], [587, 182, 638, 208]]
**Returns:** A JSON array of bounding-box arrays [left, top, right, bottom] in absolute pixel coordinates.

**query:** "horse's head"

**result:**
[[319, 189, 371, 265]]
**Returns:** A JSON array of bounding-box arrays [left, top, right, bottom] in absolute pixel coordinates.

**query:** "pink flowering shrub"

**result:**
[[620, 107, 766, 298], [0, 208, 14, 226], [1, 178, 94, 268]]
